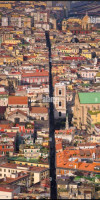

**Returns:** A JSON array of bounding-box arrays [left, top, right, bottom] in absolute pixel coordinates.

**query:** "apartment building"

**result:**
[[87, 110, 100, 134]]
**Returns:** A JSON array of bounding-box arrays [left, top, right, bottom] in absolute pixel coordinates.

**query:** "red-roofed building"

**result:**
[[21, 69, 49, 84], [56, 138, 63, 153], [8, 96, 28, 105], [0, 142, 14, 156], [7, 109, 28, 123], [0, 163, 49, 185], [0, 185, 20, 199], [63, 56, 86, 61], [30, 106, 48, 120], [6, 96, 29, 117]]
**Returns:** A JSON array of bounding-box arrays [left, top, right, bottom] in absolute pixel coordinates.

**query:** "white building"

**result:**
[[2, 17, 8, 26], [0, 186, 20, 199]]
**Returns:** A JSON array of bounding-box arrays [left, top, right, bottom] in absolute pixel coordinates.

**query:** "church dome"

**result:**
[[82, 12, 90, 23]]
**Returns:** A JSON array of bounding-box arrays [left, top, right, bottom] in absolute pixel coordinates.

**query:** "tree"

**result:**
[[15, 132, 22, 153]]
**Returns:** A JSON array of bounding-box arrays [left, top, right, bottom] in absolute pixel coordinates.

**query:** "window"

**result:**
[[0, 169, 2, 171], [4, 169, 6, 172], [6, 151, 9, 155], [59, 169, 61, 173], [59, 90, 62, 95], [59, 112, 62, 117], [59, 102, 61, 106], [2, 146, 4, 149], [4, 174, 6, 177]]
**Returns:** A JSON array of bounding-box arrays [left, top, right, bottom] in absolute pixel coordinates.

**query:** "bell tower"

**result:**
[[62, 19, 67, 31], [54, 83, 66, 119]]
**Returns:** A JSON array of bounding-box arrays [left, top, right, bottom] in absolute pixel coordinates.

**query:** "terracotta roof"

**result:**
[[8, 109, 27, 117], [55, 129, 72, 134], [0, 186, 14, 192], [9, 72, 21, 75], [0, 148, 13, 152], [4, 133, 17, 138], [0, 124, 12, 129], [0, 92, 8, 95], [3, 173, 29, 184], [22, 71, 49, 78], [95, 124, 100, 129], [78, 143, 97, 147], [8, 96, 28, 105], [63, 56, 86, 61], [56, 139, 62, 151], [0, 163, 27, 169], [30, 107, 48, 114]]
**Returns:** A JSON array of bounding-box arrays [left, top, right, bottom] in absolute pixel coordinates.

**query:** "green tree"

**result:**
[[15, 132, 22, 153]]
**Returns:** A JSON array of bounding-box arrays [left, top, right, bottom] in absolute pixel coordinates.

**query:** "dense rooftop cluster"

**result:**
[[0, 1, 100, 199]]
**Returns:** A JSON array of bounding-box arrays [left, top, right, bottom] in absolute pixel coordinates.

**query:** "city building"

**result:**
[[54, 83, 66, 119]]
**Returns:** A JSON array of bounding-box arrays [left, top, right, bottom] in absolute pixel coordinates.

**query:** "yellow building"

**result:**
[[89, 135, 100, 143], [11, 30, 23, 34], [16, 55, 23, 61], [87, 110, 100, 134], [82, 49, 89, 53], [0, 75, 8, 86], [52, 66, 65, 74], [62, 19, 67, 31], [81, 52, 92, 59], [0, 56, 17, 65], [23, 17, 31, 28], [0, 4, 11, 9], [4, 39, 21, 45], [43, 141, 49, 147], [59, 48, 73, 54], [67, 85, 73, 90], [8, 46, 13, 51], [62, 18, 82, 31], [9, 159, 49, 168], [67, 18, 82, 25], [87, 41, 98, 48]]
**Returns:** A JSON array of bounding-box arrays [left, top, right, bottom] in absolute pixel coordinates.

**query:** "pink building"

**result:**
[[21, 69, 49, 84]]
